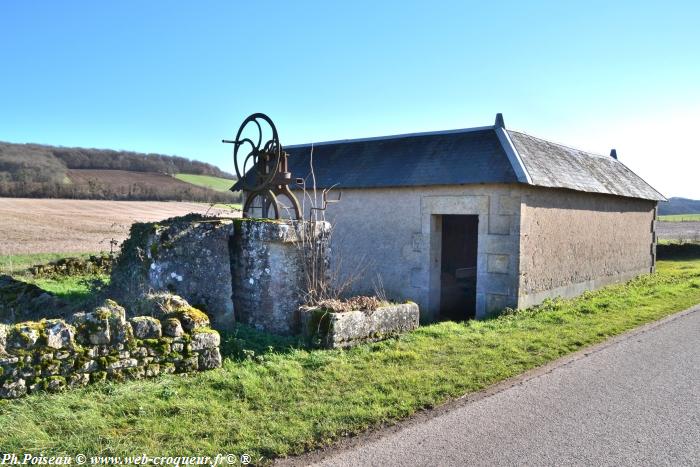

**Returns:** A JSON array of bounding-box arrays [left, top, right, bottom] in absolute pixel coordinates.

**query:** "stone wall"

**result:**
[[517, 187, 656, 308], [110, 215, 330, 336], [108, 214, 236, 330], [232, 219, 330, 335], [305, 184, 523, 320], [298, 184, 657, 320], [0, 296, 221, 399]]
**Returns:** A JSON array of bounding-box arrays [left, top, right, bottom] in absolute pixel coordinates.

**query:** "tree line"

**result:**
[[0, 179, 239, 203], [0, 141, 234, 182], [0, 141, 239, 202]]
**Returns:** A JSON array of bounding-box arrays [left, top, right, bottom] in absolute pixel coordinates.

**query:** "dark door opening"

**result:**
[[440, 215, 478, 320]]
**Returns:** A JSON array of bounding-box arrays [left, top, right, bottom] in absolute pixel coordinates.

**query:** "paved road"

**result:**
[[311, 308, 700, 466]]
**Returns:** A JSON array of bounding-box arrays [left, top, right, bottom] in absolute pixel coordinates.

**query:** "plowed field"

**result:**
[[0, 198, 238, 254]]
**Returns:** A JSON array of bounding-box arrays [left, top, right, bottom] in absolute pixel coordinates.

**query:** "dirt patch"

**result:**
[[0, 198, 239, 255]]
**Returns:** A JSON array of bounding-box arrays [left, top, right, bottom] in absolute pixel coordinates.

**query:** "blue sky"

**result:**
[[1, 1, 699, 197]]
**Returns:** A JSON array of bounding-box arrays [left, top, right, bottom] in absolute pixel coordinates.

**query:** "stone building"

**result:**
[[279, 114, 665, 321]]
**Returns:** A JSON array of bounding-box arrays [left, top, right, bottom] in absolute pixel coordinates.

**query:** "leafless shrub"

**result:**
[[372, 273, 388, 303], [291, 145, 369, 306]]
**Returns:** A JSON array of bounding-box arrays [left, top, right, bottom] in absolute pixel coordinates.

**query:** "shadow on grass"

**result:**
[[657, 243, 700, 260], [219, 324, 306, 361], [31, 275, 110, 312]]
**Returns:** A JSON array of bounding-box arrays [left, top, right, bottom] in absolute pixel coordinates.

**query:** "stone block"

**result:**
[[130, 316, 162, 339], [0, 379, 26, 398], [68, 373, 90, 388], [487, 254, 510, 274], [7, 324, 42, 349], [300, 302, 420, 349], [106, 358, 138, 371], [176, 355, 198, 373], [198, 348, 222, 370], [0, 324, 7, 354], [190, 330, 220, 351], [162, 318, 184, 337], [499, 195, 520, 215], [489, 215, 512, 235], [44, 319, 74, 350]]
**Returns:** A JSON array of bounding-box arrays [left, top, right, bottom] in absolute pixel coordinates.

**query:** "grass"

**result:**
[[174, 173, 236, 192], [1, 258, 699, 461], [0, 252, 109, 304], [0, 252, 94, 277], [658, 213, 700, 222], [31, 274, 109, 304]]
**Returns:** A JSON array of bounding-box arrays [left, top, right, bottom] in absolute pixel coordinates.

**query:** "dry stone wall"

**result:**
[[0, 296, 221, 400]]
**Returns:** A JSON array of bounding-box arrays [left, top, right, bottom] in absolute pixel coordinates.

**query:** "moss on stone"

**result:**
[[42, 375, 66, 392], [141, 337, 172, 354], [90, 371, 107, 383]]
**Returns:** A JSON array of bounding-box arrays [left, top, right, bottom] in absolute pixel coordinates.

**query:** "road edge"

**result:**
[[275, 304, 700, 466]]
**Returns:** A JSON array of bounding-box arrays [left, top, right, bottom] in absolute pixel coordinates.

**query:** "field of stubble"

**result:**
[[0, 198, 239, 255]]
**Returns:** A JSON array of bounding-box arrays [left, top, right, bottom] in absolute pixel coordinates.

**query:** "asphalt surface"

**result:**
[[309, 307, 700, 466]]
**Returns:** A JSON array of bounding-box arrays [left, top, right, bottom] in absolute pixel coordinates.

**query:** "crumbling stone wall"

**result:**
[[110, 215, 330, 336], [108, 214, 236, 330], [0, 296, 221, 399]]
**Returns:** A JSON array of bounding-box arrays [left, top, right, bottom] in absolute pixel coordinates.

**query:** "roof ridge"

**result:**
[[285, 125, 495, 149], [506, 129, 613, 160]]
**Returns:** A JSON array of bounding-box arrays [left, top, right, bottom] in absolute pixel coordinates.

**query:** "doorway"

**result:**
[[440, 215, 478, 320]]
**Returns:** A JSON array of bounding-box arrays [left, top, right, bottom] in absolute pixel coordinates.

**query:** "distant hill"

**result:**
[[0, 141, 237, 202], [65, 169, 236, 202], [658, 197, 700, 216], [174, 174, 235, 192]]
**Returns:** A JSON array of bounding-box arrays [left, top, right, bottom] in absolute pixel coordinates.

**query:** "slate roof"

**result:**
[[233, 117, 665, 202], [283, 128, 519, 189], [507, 130, 665, 201]]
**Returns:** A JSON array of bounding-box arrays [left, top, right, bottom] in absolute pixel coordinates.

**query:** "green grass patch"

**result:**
[[175, 174, 235, 192], [0, 252, 94, 277], [1, 259, 700, 460], [30, 274, 109, 304], [658, 213, 700, 222], [0, 253, 109, 305]]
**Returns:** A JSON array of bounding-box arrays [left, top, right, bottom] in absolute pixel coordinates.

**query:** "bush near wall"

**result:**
[[29, 254, 115, 278], [0, 297, 222, 399]]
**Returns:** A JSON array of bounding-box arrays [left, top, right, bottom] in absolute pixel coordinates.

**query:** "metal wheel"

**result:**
[[242, 190, 280, 219], [231, 113, 281, 192]]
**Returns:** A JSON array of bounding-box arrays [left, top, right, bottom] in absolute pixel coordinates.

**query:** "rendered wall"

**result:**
[[311, 185, 524, 321], [517, 187, 656, 308]]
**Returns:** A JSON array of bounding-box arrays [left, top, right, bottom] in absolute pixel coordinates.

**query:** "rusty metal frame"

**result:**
[[223, 113, 301, 220]]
